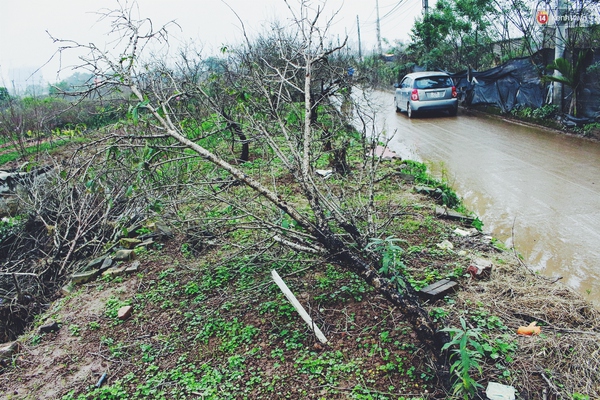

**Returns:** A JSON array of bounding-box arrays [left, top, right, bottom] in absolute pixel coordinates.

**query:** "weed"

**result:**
[[30, 334, 43, 345], [441, 317, 485, 399], [139, 343, 157, 363], [401, 218, 421, 233], [68, 324, 81, 337], [429, 307, 448, 322], [491, 238, 509, 251], [101, 336, 125, 359], [365, 235, 408, 289], [184, 281, 201, 296], [180, 243, 193, 258], [133, 246, 148, 256], [572, 393, 590, 400], [88, 321, 101, 331], [469, 308, 507, 330], [471, 217, 484, 231], [483, 335, 517, 361], [104, 297, 131, 325], [532, 104, 559, 119]]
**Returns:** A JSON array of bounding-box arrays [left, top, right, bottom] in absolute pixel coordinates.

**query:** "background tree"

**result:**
[[0, 87, 9, 104], [409, 0, 498, 71], [544, 50, 589, 116], [492, 0, 550, 59]]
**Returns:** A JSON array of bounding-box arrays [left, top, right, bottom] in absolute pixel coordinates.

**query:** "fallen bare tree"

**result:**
[[53, 0, 450, 378], [0, 134, 171, 341]]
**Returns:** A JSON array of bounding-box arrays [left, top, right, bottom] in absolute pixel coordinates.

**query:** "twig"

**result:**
[[538, 369, 564, 398]]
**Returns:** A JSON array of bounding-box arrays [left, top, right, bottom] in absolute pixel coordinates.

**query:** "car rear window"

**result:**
[[415, 76, 453, 89]]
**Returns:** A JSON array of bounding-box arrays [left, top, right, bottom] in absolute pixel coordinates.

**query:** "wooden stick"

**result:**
[[271, 269, 327, 344]]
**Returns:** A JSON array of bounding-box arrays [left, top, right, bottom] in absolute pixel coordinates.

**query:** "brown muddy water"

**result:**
[[373, 93, 600, 307]]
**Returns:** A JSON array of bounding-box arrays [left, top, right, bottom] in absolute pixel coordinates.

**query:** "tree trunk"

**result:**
[[318, 231, 450, 367], [229, 121, 249, 162]]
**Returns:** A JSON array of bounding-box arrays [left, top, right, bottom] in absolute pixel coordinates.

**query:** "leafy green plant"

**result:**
[[441, 317, 484, 399], [572, 393, 590, 400], [180, 243, 193, 258], [101, 336, 126, 359], [471, 217, 484, 231], [365, 236, 406, 276], [583, 122, 600, 137], [30, 334, 43, 345], [104, 296, 131, 324], [88, 321, 101, 331], [511, 106, 533, 118], [544, 51, 589, 116], [68, 324, 81, 337], [0, 215, 25, 244], [532, 104, 559, 119], [429, 307, 448, 322]]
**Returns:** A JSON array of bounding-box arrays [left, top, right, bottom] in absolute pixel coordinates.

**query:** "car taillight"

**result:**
[[411, 89, 419, 101], [452, 86, 457, 98]]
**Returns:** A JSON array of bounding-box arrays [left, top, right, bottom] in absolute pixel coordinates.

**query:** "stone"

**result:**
[[113, 249, 134, 261], [435, 207, 475, 224], [117, 305, 133, 320], [125, 223, 143, 237], [398, 173, 415, 182], [153, 222, 173, 238], [119, 238, 142, 249], [102, 266, 126, 278], [86, 256, 107, 270], [415, 185, 436, 195], [0, 195, 20, 218], [39, 321, 60, 334], [60, 282, 74, 296], [100, 257, 113, 271], [71, 269, 100, 285], [137, 239, 155, 248], [0, 341, 19, 360], [125, 261, 140, 274]]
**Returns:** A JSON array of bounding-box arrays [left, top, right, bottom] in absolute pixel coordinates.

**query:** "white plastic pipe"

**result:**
[[271, 269, 328, 344]]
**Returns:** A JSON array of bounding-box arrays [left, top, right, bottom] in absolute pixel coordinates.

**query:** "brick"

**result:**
[[418, 279, 458, 301]]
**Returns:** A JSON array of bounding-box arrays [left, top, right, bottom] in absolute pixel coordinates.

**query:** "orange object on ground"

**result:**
[[517, 321, 541, 335]]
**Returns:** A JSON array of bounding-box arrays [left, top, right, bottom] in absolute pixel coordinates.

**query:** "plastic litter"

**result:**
[[96, 372, 107, 388], [486, 381, 516, 400], [517, 321, 541, 335]]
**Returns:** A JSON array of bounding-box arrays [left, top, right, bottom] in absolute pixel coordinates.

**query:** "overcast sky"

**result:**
[[0, 0, 422, 91]]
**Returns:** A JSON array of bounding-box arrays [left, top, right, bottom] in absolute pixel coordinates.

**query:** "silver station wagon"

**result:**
[[394, 71, 458, 118]]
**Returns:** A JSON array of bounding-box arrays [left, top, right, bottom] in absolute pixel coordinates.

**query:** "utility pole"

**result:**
[[357, 15, 363, 60], [422, 0, 429, 15], [552, 0, 566, 108], [376, 0, 383, 55]]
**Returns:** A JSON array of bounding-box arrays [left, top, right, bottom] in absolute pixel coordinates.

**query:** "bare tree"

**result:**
[[53, 0, 449, 373]]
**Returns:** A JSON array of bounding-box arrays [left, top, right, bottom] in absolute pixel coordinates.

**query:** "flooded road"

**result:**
[[374, 92, 600, 307]]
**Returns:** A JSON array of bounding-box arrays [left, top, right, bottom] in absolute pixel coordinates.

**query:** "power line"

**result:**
[[380, 0, 407, 20]]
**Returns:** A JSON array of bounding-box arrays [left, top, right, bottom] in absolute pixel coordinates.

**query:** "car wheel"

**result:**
[[407, 103, 415, 118], [449, 105, 458, 116], [395, 99, 401, 113]]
